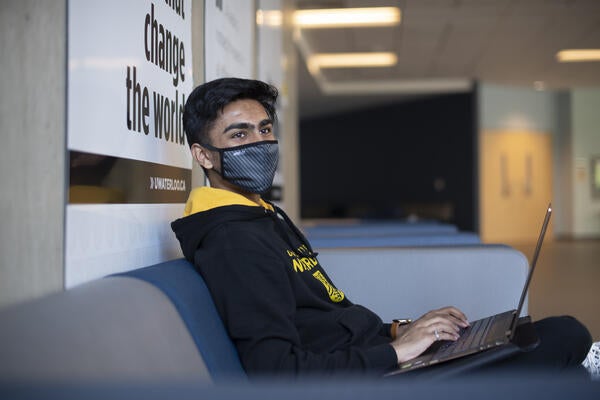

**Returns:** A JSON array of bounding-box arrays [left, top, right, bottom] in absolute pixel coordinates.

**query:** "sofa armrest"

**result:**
[[118, 259, 246, 381], [0, 276, 211, 383], [317, 245, 529, 322]]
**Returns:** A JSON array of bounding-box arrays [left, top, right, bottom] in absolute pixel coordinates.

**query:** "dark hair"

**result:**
[[183, 77, 279, 147]]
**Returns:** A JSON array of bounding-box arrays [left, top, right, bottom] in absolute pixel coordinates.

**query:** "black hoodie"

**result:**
[[171, 188, 397, 376]]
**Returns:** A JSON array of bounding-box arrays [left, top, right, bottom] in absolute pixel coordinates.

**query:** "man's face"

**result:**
[[207, 99, 275, 148], [191, 98, 276, 195]]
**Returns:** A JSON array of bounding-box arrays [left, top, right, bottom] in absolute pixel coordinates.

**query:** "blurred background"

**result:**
[[1, 0, 599, 337]]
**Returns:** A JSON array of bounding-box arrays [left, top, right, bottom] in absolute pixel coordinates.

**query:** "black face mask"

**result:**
[[203, 140, 279, 194]]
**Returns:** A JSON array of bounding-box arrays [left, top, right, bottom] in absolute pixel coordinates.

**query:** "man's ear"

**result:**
[[191, 143, 214, 170]]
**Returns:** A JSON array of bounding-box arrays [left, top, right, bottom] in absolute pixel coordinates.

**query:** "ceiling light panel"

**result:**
[[556, 49, 600, 62], [294, 7, 401, 28], [308, 52, 397, 72]]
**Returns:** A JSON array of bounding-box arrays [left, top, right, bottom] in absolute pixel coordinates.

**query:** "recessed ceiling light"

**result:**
[[307, 52, 397, 72], [294, 7, 401, 28], [556, 49, 600, 62]]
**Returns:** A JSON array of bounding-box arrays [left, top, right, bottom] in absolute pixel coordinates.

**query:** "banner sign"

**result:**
[[69, 151, 189, 204], [66, 0, 193, 287], [205, 0, 255, 81]]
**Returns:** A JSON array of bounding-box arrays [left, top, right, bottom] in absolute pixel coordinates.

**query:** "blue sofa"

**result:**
[[302, 221, 480, 248], [309, 232, 481, 248], [0, 244, 531, 384], [302, 221, 459, 238]]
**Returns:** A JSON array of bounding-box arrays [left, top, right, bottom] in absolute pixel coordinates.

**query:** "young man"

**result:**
[[172, 78, 593, 377]]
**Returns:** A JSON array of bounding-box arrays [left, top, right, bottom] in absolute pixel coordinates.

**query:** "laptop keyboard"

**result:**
[[435, 311, 514, 359]]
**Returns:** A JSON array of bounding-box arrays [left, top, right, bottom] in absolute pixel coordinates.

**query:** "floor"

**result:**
[[507, 239, 600, 341]]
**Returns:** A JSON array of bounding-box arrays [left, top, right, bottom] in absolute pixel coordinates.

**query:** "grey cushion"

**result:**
[[319, 245, 529, 322], [117, 259, 246, 381], [0, 276, 211, 383]]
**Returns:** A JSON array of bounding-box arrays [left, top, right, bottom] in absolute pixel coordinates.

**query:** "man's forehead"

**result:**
[[221, 99, 267, 116]]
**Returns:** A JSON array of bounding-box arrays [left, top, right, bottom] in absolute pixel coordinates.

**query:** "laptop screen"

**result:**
[[510, 204, 552, 334]]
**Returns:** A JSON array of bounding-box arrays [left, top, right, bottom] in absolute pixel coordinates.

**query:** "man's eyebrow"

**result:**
[[222, 122, 253, 134], [258, 118, 273, 127], [222, 119, 273, 134]]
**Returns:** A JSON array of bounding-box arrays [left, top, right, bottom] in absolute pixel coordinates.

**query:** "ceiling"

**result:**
[[295, 0, 600, 118]]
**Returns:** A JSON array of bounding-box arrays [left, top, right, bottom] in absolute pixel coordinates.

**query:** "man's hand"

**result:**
[[390, 306, 470, 364]]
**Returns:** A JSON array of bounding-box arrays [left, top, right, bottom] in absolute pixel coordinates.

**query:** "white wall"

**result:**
[[479, 83, 600, 239], [554, 92, 573, 236], [280, 0, 300, 221], [0, 0, 206, 308], [0, 0, 299, 308], [571, 89, 600, 238], [479, 84, 559, 133], [478, 84, 560, 241]]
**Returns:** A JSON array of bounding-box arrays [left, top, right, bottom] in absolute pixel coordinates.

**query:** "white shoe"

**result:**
[[582, 341, 600, 380]]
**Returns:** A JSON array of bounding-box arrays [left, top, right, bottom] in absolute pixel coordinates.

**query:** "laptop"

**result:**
[[385, 203, 553, 377]]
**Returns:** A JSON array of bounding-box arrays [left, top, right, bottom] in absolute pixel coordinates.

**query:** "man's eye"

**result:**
[[260, 127, 272, 135], [232, 131, 246, 139]]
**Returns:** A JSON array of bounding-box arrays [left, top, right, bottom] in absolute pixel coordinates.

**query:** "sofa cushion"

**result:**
[[0, 276, 210, 382], [318, 245, 529, 322], [118, 259, 246, 381]]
